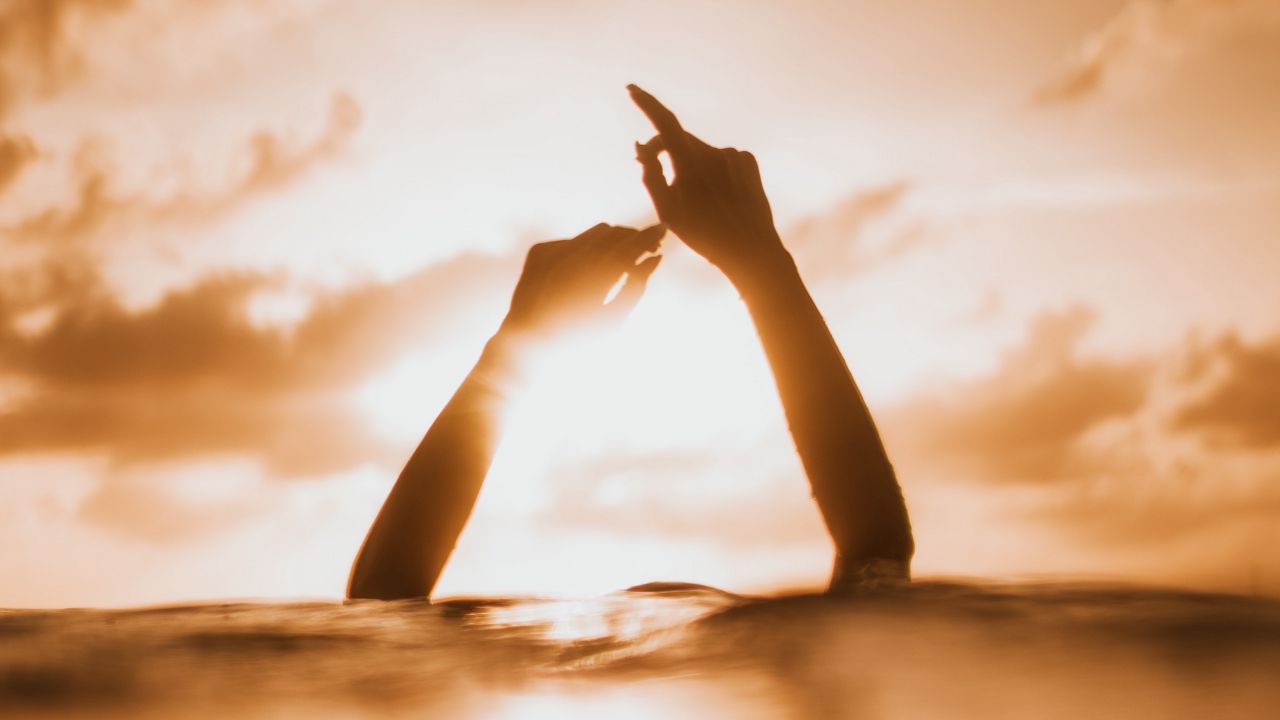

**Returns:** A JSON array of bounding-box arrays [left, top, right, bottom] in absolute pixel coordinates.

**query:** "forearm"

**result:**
[[727, 245, 913, 570], [346, 334, 519, 600]]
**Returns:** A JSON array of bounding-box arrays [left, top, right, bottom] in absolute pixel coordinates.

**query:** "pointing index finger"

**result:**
[[627, 84, 683, 137]]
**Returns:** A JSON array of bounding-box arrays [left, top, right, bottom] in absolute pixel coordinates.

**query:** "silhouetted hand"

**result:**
[[499, 222, 665, 338], [629, 84, 785, 281]]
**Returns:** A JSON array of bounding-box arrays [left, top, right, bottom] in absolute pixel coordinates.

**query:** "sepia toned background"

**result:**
[[1, 0, 1277, 607]]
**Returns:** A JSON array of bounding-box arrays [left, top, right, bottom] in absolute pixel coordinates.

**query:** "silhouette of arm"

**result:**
[[628, 85, 913, 587], [347, 224, 665, 600]]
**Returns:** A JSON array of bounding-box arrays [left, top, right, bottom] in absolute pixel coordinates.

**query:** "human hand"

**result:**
[[628, 84, 786, 281], [499, 223, 665, 340]]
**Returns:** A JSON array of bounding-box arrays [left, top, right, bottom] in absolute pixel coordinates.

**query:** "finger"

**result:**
[[609, 223, 667, 266], [736, 150, 772, 209], [628, 85, 713, 171], [636, 136, 677, 221], [567, 223, 625, 268], [737, 150, 763, 185], [629, 253, 663, 286], [573, 222, 614, 244], [628, 84, 721, 150], [627, 84, 684, 140], [605, 254, 663, 318], [723, 148, 750, 199], [632, 222, 668, 254]]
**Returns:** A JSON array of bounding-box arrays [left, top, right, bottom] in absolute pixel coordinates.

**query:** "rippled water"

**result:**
[[3, 581, 1278, 719]]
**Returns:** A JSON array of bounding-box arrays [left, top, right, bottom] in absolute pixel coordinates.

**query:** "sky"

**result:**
[[1, 0, 1278, 608]]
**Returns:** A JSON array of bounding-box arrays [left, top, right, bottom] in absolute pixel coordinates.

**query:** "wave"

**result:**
[[2, 580, 1278, 718]]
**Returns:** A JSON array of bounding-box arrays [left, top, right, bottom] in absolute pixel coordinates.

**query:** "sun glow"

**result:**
[[353, 258, 789, 471], [504, 274, 782, 461]]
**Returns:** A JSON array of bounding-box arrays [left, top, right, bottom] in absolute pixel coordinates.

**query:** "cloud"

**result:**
[[883, 314, 1280, 590], [1172, 332, 1280, 450], [7, 164, 109, 244], [664, 182, 924, 291], [1035, 0, 1280, 104], [75, 463, 265, 543], [884, 306, 1152, 484], [5, 92, 363, 246], [0, 379, 387, 476], [540, 443, 824, 549], [0, 134, 36, 196], [0, 0, 388, 490], [0, 250, 519, 475], [0, 0, 135, 114], [1035, 0, 1163, 105], [1037, 468, 1280, 550], [239, 92, 363, 194], [1022, 452, 1280, 597], [785, 181, 924, 282]]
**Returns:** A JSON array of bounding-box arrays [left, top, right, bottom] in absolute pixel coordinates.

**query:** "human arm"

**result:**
[[346, 223, 665, 600], [628, 85, 913, 585]]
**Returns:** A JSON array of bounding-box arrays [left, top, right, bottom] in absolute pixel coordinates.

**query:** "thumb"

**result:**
[[636, 137, 677, 223]]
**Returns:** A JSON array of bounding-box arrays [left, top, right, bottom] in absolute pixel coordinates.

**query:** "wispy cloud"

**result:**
[[1035, 0, 1280, 104], [786, 181, 927, 282], [5, 92, 362, 246]]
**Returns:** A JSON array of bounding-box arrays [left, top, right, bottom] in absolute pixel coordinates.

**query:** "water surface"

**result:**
[[3, 581, 1278, 718]]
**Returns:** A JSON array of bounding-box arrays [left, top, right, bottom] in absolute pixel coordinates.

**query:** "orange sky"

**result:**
[[1, 0, 1278, 607]]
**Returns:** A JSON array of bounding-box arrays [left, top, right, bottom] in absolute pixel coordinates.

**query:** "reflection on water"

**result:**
[[2, 581, 1278, 719]]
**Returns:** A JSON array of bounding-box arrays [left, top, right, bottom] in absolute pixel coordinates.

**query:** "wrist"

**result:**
[[475, 329, 532, 389], [723, 239, 802, 299]]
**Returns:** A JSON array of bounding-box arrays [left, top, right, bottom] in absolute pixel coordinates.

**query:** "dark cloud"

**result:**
[[1172, 333, 1280, 450], [0, 375, 389, 476], [0, 250, 519, 475], [884, 306, 1152, 484]]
